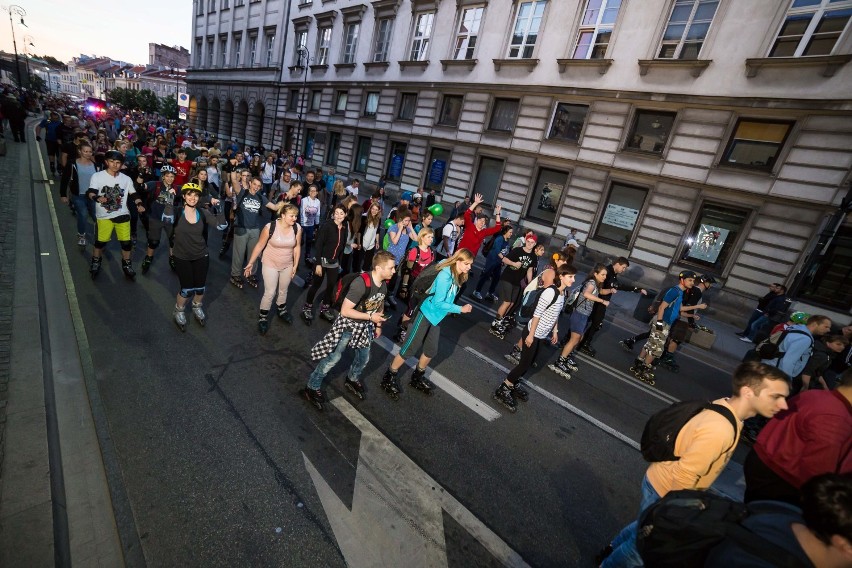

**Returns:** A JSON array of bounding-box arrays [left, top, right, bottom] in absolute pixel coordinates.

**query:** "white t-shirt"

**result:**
[[439, 223, 458, 256], [346, 184, 359, 199], [88, 170, 136, 220], [362, 222, 379, 251]]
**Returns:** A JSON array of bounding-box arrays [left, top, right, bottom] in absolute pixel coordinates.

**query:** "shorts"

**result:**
[[174, 256, 209, 294], [45, 139, 60, 157], [644, 317, 671, 359], [568, 310, 590, 335], [96, 218, 131, 242], [669, 320, 688, 343], [399, 312, 440, 359], [498, 280, 520, 304]]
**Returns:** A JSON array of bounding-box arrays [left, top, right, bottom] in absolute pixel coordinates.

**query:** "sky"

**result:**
[[0, 0, 192, 65]]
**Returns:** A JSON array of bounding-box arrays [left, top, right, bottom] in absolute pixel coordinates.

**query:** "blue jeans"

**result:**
[[71, 194, 96, 236], [745, 314, 769, 341], [602, 475, 661, 568], [308, 330, 371, 390], [475, 258, 502, 294]]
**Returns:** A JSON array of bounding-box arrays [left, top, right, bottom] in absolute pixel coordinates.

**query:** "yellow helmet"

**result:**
[[181, 182, 202, 195]]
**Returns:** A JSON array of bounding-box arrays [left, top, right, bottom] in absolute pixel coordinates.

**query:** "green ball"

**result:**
[[427, 203, 444, 216], [384, 219, 395, 229]]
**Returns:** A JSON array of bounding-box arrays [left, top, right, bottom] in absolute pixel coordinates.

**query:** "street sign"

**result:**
[[179, 112, 187, 120], [177, 92, 189, 106]]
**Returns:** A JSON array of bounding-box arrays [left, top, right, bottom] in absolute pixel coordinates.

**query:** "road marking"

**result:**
[[374, 336, 501, 422], [464, 347, 640, 450], [305, 397, 530, 567]]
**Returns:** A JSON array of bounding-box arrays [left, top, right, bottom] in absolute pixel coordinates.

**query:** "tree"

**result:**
[[37, 55, 66, 69], [29, 74, 47, 93], [136, 89, 160, 114], [106, 87, 128, 107], [160, 94, 178, 120]]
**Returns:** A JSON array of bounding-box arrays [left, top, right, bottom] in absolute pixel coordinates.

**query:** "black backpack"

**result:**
[[640, 401, 737, 463], [332, 272, 373, 311], [637, 490, 809, 568], [481, 234, 498, 257], [409, 264, 443, 306], [518, 285, 560, 323], [756, 328, 812, 360]]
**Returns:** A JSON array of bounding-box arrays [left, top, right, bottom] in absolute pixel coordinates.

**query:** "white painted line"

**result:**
[[464, 347, 640, 450], [374, 336, 502, 422]]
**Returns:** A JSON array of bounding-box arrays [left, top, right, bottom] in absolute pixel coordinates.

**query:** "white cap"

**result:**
[[565, 239, 579, 248]]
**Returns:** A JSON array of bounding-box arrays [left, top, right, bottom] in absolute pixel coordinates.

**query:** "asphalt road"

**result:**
[[44, 170, 739, 567]]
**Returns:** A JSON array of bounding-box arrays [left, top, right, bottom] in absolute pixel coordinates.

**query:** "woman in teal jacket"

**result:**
[[380, 248, 474, 397]]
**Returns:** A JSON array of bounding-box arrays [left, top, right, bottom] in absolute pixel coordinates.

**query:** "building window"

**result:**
[[316, 27, 332, 65], [409, 12, 435, 61], [679, 202, 750, 272], [594, 182, 647, 246], [625, 110, 676, 154], [209, 0, 216, 12], [719, 119, 794, 171], [334, 91, 348, 114], [547, 103, 588, 143], [472, 157, 504, 205], [386, 141, 408, 182], [397, 93, 417, 121], [797, 224, 852, 310], [310, 90, 322, 111], [373, 18, 394, 62], [527, 168, 569, 225], [326, 132, 341, 166], [355, 136, 371, 173], [233, 36, 242, 66], [657, 0, 720, 59], [220, 38, 227, 67], [488, 98, 520, 132], [453, 6, 485, 60], [424, 147, 451, 192], [265, 33, 275, 66], [342, 23, 360, 64], [235, 0, 244, 6], [207, 41, 214, 67], [437, 95, 463, 126], [363, 91, 379, 116], [195, 40, 203, 67], [294, 31, 308, 65], [288, 89, 299, 112], [304, 128, 316, 159], [508, 1, 547, 58], [770, 0, 852, 57], [248, 36, 257, 66], [198, 1, 204, 16], [222, 0, 229, 9], [573, 0, 623, 59]]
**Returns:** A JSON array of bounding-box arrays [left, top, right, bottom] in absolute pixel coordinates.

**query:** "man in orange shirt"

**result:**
[[599, 361, 791, 567]]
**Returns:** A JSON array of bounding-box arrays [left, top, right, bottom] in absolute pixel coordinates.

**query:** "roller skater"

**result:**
[[380, 369, 402, 400], [630, 270, 697, 387], [230, 176, 277, 293], [491, 233, 542, 342], [391, 229, 437, 342], [140, 165, 179, 274], [304, 252, 395, 405], [302, 204, 349, 326], [301, 387, 325, 411], [658, 274, 713, 373], [121, 259, 136, 280], [85, 150, 146, 282], [168, 182, 225, 332], [489, 319, 508, 340], [173, 304, 187, 332], [258, 310, 270, 335], [494, 265, 576, 412], [244, 202, 302, 334], [550, 263, 609, 378], [344, 377, 366, 400], [381, 249, 475, 400]]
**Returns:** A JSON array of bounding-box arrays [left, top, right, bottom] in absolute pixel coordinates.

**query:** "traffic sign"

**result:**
[[179, 112, 187, 120]]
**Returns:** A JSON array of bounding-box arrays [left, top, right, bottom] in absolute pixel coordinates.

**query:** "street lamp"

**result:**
[[3, 5, 26, 89], [294, 45, 311, 159], [24, 35, 35, 90]]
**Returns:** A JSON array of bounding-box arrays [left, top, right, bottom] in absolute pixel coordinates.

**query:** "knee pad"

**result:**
[[120, 240, 132, 252], [180, 288, 193, 298], [94, 240, 107, 250], [193, 286, 206, 296], [148, 239, 160, 250]]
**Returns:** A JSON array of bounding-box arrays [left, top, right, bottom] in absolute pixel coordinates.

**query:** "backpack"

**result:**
[[640, 400, 737, 463], [331, 272, 373, 311], [268, 218, 298, 240], [518, 285, 560, 325], [637, 490, 809, 568], [409, 264, 443, 306], [481, 234, 498, 257], [563, 278, 592, 315], [755, 328, 812, 360]]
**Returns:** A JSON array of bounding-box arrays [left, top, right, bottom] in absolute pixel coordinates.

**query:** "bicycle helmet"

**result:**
[[181, 182, 202, 195], [161, 164, 176, 174], [790, 311, 810, 324]]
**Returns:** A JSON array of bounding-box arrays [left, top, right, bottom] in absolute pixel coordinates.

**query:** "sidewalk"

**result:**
[[0, 127, 125, 567]]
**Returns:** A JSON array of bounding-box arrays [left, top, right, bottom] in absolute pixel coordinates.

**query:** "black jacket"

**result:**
[[60, 160, 103, 198], [313, 220, 348, 264]]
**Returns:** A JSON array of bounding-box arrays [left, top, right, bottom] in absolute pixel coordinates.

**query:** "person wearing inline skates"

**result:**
[[302, 251, 396, 409], [629, 270, 696, 385], [169, 182, 225, 331], [244, 202, 301, 334], [548, 263, 609, 379], [139, 165, 180, 274], [85, 150, 146, 280], [301, 204, 350, 324], [392, 228, 437, 343], [382, 249, 474, 398], [60, 141, 101, 247], [657, 274, 712, 372], [495, 264, 576, 412], [489, 233, 540, 339], [230, 176, 276, 289]]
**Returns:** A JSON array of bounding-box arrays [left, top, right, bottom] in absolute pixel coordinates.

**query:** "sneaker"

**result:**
[[77, 233, 86, 247], [487, 293, 498, 302], [472, 291, 483, 300], [739, 336, 753, 343]]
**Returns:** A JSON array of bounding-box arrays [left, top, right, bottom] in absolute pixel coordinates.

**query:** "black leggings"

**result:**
[[506, 327, 542, 385], [306, 265, 339, 306], [174, 255, 210, 296]]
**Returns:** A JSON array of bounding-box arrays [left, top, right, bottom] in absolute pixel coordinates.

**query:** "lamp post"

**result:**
[[24, 35, 35, 90], [294, 45, 311, 159], [3, 5, 26, 89]]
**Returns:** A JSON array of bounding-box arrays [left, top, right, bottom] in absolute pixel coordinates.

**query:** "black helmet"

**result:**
[[698, 275, 717, 285], [679, 270, 698, 280]]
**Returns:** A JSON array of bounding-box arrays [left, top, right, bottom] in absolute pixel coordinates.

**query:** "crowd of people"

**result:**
[[31, 95, 851, 567]]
